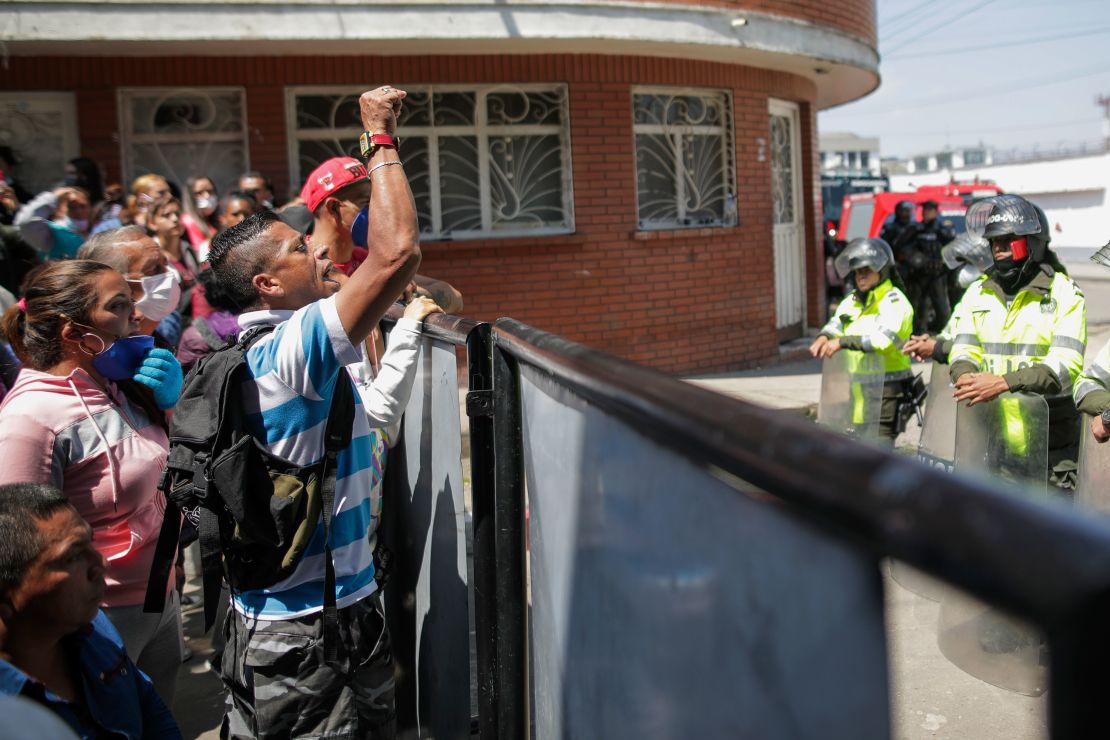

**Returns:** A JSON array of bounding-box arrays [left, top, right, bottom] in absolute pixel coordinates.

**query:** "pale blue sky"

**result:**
[[819, 0, 1110, 158]]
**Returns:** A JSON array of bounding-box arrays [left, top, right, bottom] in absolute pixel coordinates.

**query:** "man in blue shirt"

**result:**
[[208, 84, 420, 739], [0, 483, 181, 740]]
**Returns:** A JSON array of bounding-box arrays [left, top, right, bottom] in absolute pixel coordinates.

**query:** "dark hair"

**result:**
[[2, 260, 115, 370], [77, 226, 148, 273], [922, 199, 938, 210], [68, 157, 104, 205], [208, 210, 283, 312], [0, 483, 72, 593], [239, 171, 272, 188], [196, 268, 242, 313], [220, 190, 259, 215]]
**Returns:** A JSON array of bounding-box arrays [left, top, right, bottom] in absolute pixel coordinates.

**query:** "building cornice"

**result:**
[[0, 1, 879, 109]]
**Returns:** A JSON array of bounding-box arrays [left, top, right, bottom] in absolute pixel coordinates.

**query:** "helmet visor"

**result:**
[[966, 195, 1041, 240], [834, 237, 894, 279], [942, 232, 992, 272]]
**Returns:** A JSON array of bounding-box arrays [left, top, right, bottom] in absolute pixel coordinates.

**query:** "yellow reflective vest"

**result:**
[[1075, 338, 1110, 414], [949, 268, 1086, 457], [820, 278, 913, 381], [948, 270, 1086, 389]]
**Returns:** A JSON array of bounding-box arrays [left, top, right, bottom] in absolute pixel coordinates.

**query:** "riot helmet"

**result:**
[[834, 237, 895, 279], [942, 232, 992, 272], [894, 200, 914, 222], [966, 194, 1049, 263]]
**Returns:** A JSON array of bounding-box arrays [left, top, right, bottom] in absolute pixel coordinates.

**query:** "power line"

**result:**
[[887, 25, 1110, 59], [883, 0, 1000, 56], [879, 1, 938, 44], [831, 59, 1110, 115]]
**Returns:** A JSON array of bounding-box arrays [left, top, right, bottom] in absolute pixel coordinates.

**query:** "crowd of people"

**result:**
[[0, 85, 458, 739]]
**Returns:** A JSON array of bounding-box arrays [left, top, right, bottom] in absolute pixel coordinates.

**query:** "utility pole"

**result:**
[[1098, 94, 1110, 151]]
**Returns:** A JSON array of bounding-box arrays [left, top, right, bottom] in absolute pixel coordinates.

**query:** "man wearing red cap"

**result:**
[[300, 157, 462, 311], [301, 157, 374, 276], [301, 156, 462, 376]]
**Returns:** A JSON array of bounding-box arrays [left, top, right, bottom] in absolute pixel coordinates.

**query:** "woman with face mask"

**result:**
[[181, 176, 220, 262], [149, 196, 199, 321], [0, 260, 184, 706]]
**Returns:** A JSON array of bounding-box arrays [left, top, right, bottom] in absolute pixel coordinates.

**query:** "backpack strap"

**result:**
[[198, 325, 276, 632], [319, 373, 355, 665], [142, 324, 273, 626]]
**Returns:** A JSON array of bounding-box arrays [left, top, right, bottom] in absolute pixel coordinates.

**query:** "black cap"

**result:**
[[276, 204, 313, 235], [922, 199, 938, 210]]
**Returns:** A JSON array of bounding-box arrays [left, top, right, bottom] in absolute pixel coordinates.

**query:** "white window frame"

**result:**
[[0, 92, 80, 196], [631, 86, 736, 231], [117, 86, 250, 186], [285, 84, 575, 241]]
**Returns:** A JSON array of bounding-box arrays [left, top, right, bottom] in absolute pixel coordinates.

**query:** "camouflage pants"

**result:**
[[220, 593, 396, 739]]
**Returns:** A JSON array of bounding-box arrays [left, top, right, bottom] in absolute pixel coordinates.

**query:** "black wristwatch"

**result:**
[[1100, 407, 1110, 428]]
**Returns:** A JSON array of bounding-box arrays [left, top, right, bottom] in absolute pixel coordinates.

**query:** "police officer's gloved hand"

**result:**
[[133, 348, 184, 410]]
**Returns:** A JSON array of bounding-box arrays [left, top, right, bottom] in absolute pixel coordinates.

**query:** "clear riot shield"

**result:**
[[889, 365, 959, 600], [917, 364, 958, 474], [937, 392, 1050, 696], [817, 350, 884, 441], [953, 393, 1049, 492], [1076, 423, 1110, 513]]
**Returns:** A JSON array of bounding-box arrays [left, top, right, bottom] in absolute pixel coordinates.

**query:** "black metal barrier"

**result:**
[[384, 310, 1110, 739]]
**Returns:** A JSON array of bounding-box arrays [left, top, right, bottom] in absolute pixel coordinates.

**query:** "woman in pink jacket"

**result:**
[[0, 260, 180, 705]]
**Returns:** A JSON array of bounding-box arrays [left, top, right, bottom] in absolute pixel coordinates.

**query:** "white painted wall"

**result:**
[[889, 153, 1110, 248]]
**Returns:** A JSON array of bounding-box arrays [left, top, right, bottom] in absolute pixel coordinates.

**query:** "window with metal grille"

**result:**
[[632, 88, 736, 230], [287, 85, 574, 240], [118, 88, 249, 195]]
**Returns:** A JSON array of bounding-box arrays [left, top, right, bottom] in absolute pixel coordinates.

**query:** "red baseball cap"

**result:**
[[300, 157, 369, 213]]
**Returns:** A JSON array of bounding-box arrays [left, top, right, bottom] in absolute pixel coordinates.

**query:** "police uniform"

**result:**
[[1074, 335, 1110, 416], [819, 276, 914, 440], [896, 216, 956, 334], [948, 264, 1086, 482]]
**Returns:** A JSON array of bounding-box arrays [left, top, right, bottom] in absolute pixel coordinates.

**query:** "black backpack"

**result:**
[[145, 325, 354, 658]]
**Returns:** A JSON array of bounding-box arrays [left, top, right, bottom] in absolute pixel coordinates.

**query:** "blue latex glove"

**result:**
[[155, 310, 183, 348], [132, 348, 184, 410]]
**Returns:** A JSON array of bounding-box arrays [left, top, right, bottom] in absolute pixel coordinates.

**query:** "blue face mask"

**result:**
[[79, 329, 154, 381], [351, 206, 369, 247]]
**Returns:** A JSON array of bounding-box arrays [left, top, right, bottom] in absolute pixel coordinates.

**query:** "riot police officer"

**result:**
[[948, 194, 1086, 488], [895, 200, 956, 335], [880, 200, 915, 251], [1074, 240, 1110, 443], [902, 232, 992, 364], [810, 237, 914, 441]]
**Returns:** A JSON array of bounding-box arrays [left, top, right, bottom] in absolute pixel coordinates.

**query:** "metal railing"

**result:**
[[386, 310, 1110, 739]]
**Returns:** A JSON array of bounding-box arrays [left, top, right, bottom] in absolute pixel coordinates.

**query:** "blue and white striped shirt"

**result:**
[[231, 296, 380, 620]]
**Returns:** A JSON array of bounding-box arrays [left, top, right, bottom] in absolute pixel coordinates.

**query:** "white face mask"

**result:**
[[195, 196, 218, 214], [128, 266, 182, 323]]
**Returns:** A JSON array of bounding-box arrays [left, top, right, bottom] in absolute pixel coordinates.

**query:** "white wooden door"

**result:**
[[0, 92, 79, 196], [769, 99, 805, 336]]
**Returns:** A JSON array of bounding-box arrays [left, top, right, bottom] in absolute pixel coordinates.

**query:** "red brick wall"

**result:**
[[0, 54, 826, 374]]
